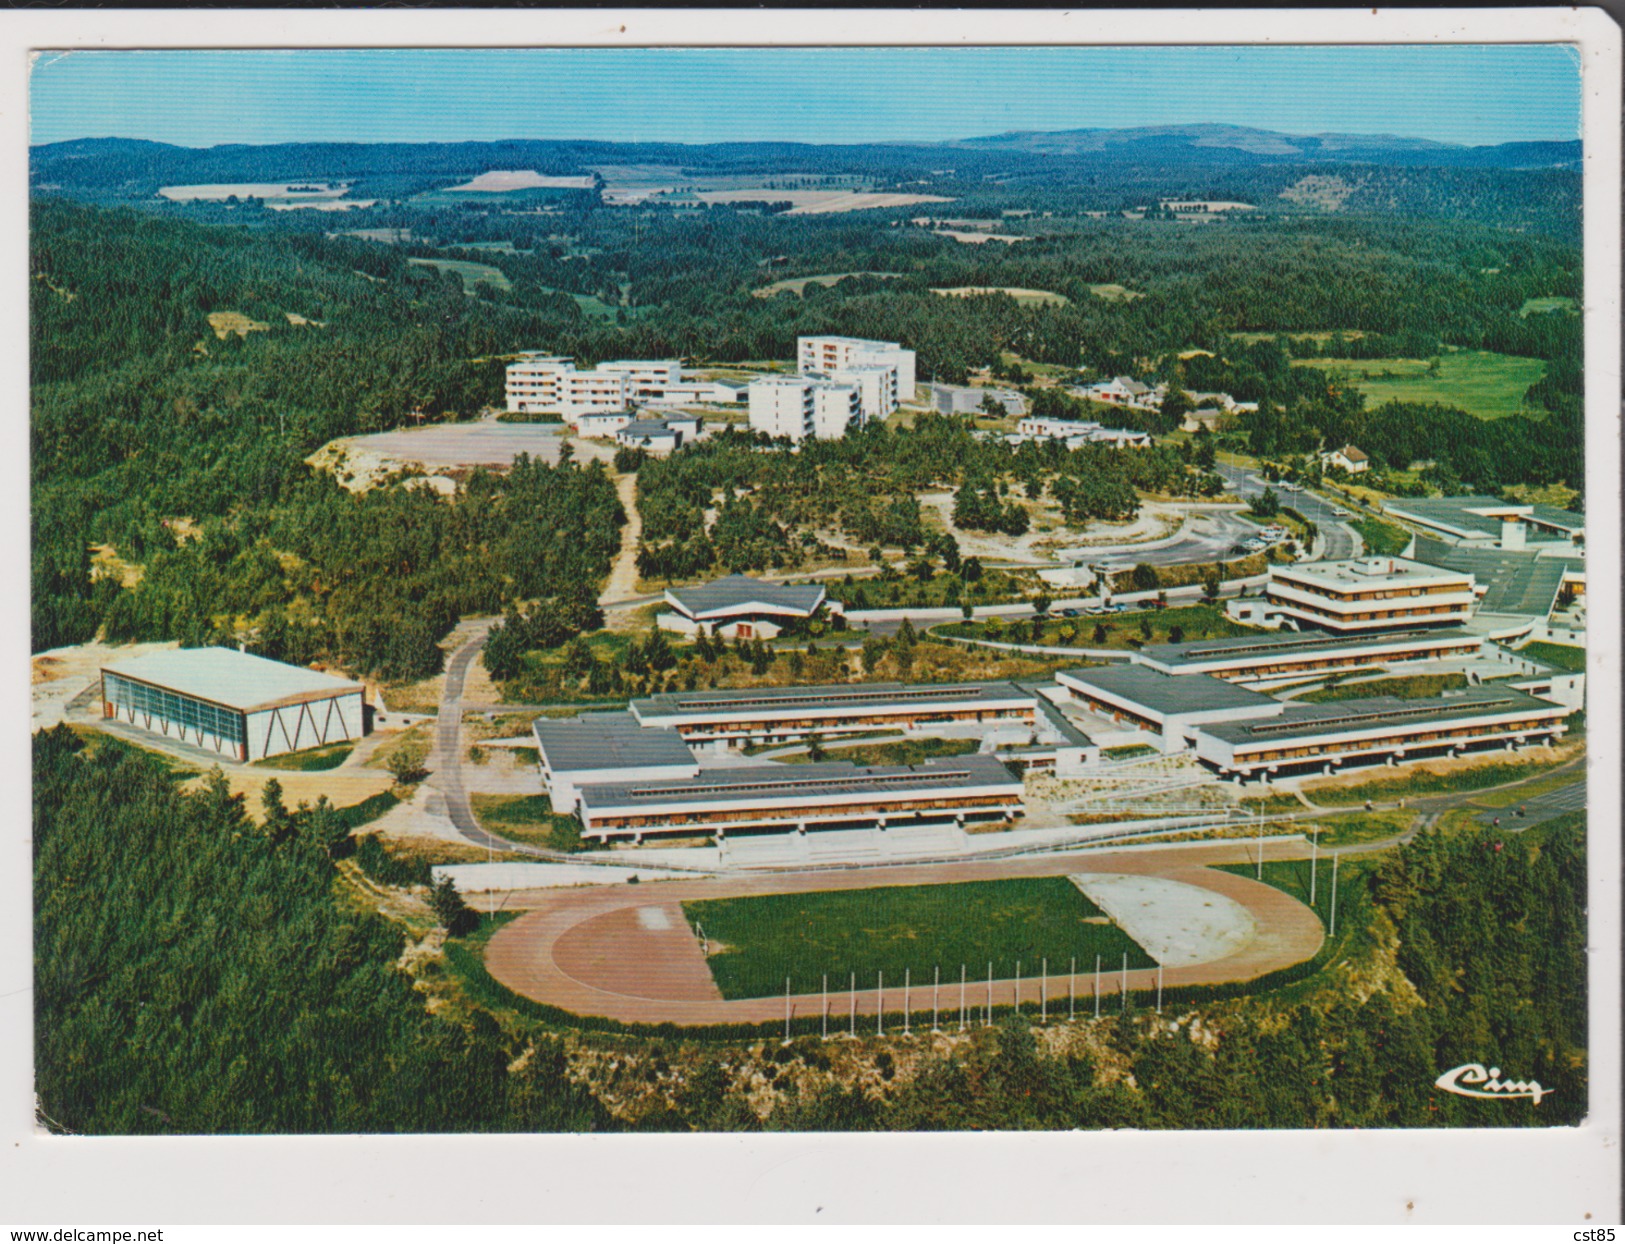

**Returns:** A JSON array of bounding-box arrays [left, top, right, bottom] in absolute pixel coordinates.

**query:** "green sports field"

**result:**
[[682, 876, 1155, 1001], [1291, 349, 1546, 420]]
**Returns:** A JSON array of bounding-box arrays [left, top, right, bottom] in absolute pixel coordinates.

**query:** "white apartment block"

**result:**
[[811, 381, 863, 439], [797, 336, 917, 410], [505, 354, 740, 422], [748, 377, 815, 441]]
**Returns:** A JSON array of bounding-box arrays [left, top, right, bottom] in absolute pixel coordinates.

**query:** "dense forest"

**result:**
[[31, 163, 1583, 658], [35, 725, 1586, 1133]]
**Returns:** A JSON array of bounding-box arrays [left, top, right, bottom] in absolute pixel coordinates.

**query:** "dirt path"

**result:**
[[599, 472, 644, 607], [483, 842, 1324, 1026]]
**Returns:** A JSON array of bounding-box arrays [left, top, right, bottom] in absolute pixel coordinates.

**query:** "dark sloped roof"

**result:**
[[1062, 665, 1279, 716], [665, 574, 826, 618], [531, 712, 697, 772], [1136, 625, 1480, 667], [577, 753, 1020, 809], [1201, 686, 1557, 745], [1410, 537, 1582, 617]]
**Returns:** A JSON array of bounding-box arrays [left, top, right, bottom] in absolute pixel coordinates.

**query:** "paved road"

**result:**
[[1055, 509, 1260, 570], [1214, 463, 1358, 560]]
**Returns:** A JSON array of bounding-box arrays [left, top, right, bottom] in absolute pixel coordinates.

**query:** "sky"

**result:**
[[29, 45, 1582, 149]]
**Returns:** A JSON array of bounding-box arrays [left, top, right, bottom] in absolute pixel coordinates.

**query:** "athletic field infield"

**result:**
[[683, 876, 1155, 1001]]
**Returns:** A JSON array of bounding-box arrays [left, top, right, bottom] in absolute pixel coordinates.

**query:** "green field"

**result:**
[[1351, 514, 1411, 556], [1519, 296, 1578, 317], [1291, 350, 1546, 420], [683, 876, 1155, 1001], [1520, 640, 1586, 672], [1300, 672, 1467, 704], [407, 257, 512, 293], [469, 793, 586, 852], [754, 271, 900, 297], [253, 740, 356, 771], [779, 736, 979, 766], [933, 285, 1069, 307], [939, 603, 1253, 651], [1088, 283, 1143, 302]]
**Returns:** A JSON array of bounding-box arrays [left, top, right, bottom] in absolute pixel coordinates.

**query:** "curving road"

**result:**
[[1213, 463, 1359, 560]]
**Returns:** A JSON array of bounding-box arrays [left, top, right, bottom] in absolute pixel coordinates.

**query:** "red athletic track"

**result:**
[[482, 842, 1325, 1026]]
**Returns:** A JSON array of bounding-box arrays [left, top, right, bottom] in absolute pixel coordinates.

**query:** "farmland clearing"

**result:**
[[933, 286, 1069, 306], [1291, 349, 1547, 420]]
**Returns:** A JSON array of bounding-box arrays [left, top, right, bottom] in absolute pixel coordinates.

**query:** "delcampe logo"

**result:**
[[1434, 1063, 1552, 1105]]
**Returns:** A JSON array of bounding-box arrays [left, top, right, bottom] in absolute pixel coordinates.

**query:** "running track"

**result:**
[[483, 842, 1325, 1026]]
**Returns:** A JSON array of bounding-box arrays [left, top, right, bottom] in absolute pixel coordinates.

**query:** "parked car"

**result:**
[[1060, 607, 1080, 617]]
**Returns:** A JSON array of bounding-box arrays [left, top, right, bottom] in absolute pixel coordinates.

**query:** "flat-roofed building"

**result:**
[[1054, 666, 1280, 752], [809, 379, 862, 439], [798, 336, 916, 407], [531, 712, 700, 814], [1257, 557, 1477, 633], [595, 359, 682, 394], [504, 354, 629, 419], [615, 415, 699, 455], [629, 679, 1037, 748], [1192, 686, 1570, 781], [576, 411, 634, 439], [659, 574, 831, 640], [574, 753, 1023, 843], [1015, 416, 1153, 447], [1385, 495, 1585, 552], [747, 377, 815, 441], [1131, 626, 1486, 688], [101, 647, 367, 762]]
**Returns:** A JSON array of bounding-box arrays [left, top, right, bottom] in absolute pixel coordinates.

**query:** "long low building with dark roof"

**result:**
[[574, 753, 1025, 843], [1191, 686, 1571, 781], [1385, 495, 1584, 551], [659, 574, 833, 640], [531, 712, 701, 813], [1130, 626, 1487, 687], [1054, 666, 1281, 752], [629, 680, 1038, 748]]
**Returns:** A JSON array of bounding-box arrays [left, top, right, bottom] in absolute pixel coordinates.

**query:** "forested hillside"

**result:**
[[31, 178, 1584, 658], [31, 201, 622, 667]]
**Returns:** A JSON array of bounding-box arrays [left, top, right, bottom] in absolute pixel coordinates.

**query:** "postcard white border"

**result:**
[[1, 7, 1618, 1227]]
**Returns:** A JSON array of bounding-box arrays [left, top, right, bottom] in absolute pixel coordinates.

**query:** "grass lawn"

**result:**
[[780, 736, 979, 766], [1351, 514, 1411, 556], [1088, 283, 1143, 302], [754, 272, 900, 297], [1519, 296, 1578, 317], [406, 256, 512, 293], [1300, 673, 1467, 704], [469, 793, 588, 852], [939, 604, 1254, 651], [933, 286, 1069, 307], [253, 740, 357, 771], [1303, 757, 1572, 807], [1520, 640, 1586, 672], [683, 876, 1156, 1001], [1467, 770, 1584, 810], [1291, 350, 1547, 421], [1301, 809, 1417, 848]]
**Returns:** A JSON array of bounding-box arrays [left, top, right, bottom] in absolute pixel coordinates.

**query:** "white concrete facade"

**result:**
[[748, 377, 815, 441], [1263, 557, 1477, 633], [797, 336, 916, 408]]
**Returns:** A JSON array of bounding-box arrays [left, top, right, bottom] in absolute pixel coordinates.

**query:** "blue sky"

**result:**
[[29, 45, 1581, 149]]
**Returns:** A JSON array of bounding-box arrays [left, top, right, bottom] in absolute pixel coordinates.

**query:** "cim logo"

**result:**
[[1435, 1062, 1552, 1106]]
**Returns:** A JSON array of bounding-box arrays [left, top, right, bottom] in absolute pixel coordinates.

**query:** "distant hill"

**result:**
[[949, 123, 1581, 170]]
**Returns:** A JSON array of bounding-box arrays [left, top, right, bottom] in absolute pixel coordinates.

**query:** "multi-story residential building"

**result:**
[[797, 336, 916, 410], [747, 377, 816, 441]]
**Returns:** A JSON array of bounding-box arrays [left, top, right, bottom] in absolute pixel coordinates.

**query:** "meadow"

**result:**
[[1291, 349, 1546, 420], [405, 256, 513, 293], [683, 876, 1155, 1001], [932, 286, 1069, 307]]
